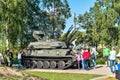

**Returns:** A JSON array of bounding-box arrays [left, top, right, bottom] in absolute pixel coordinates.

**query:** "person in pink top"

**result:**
[[76, 53, 81, 69], [82, 48, 91, 70]]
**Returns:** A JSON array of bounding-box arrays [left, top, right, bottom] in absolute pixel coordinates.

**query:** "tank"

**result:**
[[22, 26, 77, 69]]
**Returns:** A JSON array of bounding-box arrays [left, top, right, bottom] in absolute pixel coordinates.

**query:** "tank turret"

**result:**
[[22, 29, 77, 69]]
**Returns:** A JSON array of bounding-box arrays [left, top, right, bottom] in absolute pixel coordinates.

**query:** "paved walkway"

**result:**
[[28, 65, 116, 80]]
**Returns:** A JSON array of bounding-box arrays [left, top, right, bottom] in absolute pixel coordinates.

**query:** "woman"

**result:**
[[91, 48, 98, 69], [109, 47, 116, 73]]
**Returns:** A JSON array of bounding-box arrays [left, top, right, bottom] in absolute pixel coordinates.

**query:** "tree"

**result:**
[[0, 0, 71, 50], [0, 0, 29, 49], [77, 0, 119, 47], [114, 0, 120, 47]]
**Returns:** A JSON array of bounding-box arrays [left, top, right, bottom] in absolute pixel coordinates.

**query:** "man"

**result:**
[[18, 50, 23, 69], [103, 45, 110, 67]]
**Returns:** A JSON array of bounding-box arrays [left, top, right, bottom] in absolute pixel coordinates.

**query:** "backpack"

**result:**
[[91, 52, 96, 59]]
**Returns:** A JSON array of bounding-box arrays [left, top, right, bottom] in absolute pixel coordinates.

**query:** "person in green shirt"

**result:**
[[103, 45, 110, 67]]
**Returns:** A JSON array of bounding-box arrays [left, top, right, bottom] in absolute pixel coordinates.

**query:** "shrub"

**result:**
[[96, 58, 105, 64]]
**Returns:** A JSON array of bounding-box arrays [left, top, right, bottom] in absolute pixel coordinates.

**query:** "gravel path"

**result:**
[[27, 65, 115, 76]]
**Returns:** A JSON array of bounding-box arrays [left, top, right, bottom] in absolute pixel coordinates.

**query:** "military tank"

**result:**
[[22, 26, 77, 69]]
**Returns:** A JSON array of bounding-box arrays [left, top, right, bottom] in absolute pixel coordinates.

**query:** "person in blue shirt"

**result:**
[[118, 63, 120, 70]]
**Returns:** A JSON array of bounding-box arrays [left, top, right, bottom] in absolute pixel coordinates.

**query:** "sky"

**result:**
[[63, 0, 96, 33]]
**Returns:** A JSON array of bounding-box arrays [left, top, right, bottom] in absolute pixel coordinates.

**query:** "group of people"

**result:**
[[75, 45, 120, 74], [75, 47, 98, 70], [4, 50, 14, 67], [103, 46, 120, 74], [0, 49, 24, 69]]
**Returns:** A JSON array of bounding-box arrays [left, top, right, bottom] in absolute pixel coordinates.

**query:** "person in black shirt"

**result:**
[[8, 50, 13, 67]]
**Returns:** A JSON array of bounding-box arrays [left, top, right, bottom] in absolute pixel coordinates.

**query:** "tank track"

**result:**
[[22, 56, 74, 69]]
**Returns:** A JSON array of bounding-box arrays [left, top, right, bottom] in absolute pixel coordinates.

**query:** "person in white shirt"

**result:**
[[18, 50, 23, 69], [72, 38, 77, 49], [0, 52, 2, 65], [109, 47, 116, 73]]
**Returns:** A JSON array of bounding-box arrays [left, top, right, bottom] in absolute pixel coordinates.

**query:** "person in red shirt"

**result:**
[[82, 48, 91, 70]]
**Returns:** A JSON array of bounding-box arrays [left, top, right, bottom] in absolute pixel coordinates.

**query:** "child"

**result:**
[[76, 53, 81, 69]]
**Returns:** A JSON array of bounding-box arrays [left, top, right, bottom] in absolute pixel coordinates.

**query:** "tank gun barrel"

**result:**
[[62, 25, 73, 41], [67, 29, 77, 43]]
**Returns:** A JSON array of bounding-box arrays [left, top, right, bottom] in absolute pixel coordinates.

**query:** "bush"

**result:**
[[96, 48, 105, 64], [96, 58, 105, 64]]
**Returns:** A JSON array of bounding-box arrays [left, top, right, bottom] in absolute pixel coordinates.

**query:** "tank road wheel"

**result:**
[[43, 61, 50, 69], [31, 60, 37, 69], [37, 61, 43, 69], [22, 60, 27, 68], [50, 61, 56, 69], [58, 61, 65, 69], [65, 60, 73, 68], [66, 60, 72, 65], [23, 61, 27, 68], [25, 60, 31, 68]]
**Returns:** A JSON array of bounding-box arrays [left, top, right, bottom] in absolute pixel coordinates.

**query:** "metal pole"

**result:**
[[74, 13, 76, 30]]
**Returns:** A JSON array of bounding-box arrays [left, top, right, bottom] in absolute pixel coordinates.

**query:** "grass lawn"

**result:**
[[25, 71, 102, 80]]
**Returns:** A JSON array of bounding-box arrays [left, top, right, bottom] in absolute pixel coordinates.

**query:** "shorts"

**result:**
[[104, 56, 109, 61]]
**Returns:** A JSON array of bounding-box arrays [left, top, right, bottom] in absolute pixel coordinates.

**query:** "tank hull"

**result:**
[[22, 55, 76, 69]]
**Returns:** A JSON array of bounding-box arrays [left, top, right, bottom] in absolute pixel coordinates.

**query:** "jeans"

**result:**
[[18, 59, 22, 69], [84, 59, 90, 69], [81, 58, 85, 69], [110, 60, 116, 73], [10, 60, 13, 67], [92, 59, 96, 67], [0, 59, 1, 65]]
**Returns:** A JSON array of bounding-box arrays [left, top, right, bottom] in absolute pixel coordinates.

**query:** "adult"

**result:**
[[82, 48, 91, 70], [103, 45, 110, 67], [91, 48, 98, 69], [18, 50, 23, 69], [0, 52, 3, 65], [8, 50, 14, 67], [72, 38, 77, 49], [109, 47, 116, 73], [80, 48, 84, 69]]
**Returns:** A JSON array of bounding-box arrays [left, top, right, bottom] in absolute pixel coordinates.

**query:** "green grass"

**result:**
[[0, 75, 21, 80], [25, 71, 102, 80]]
